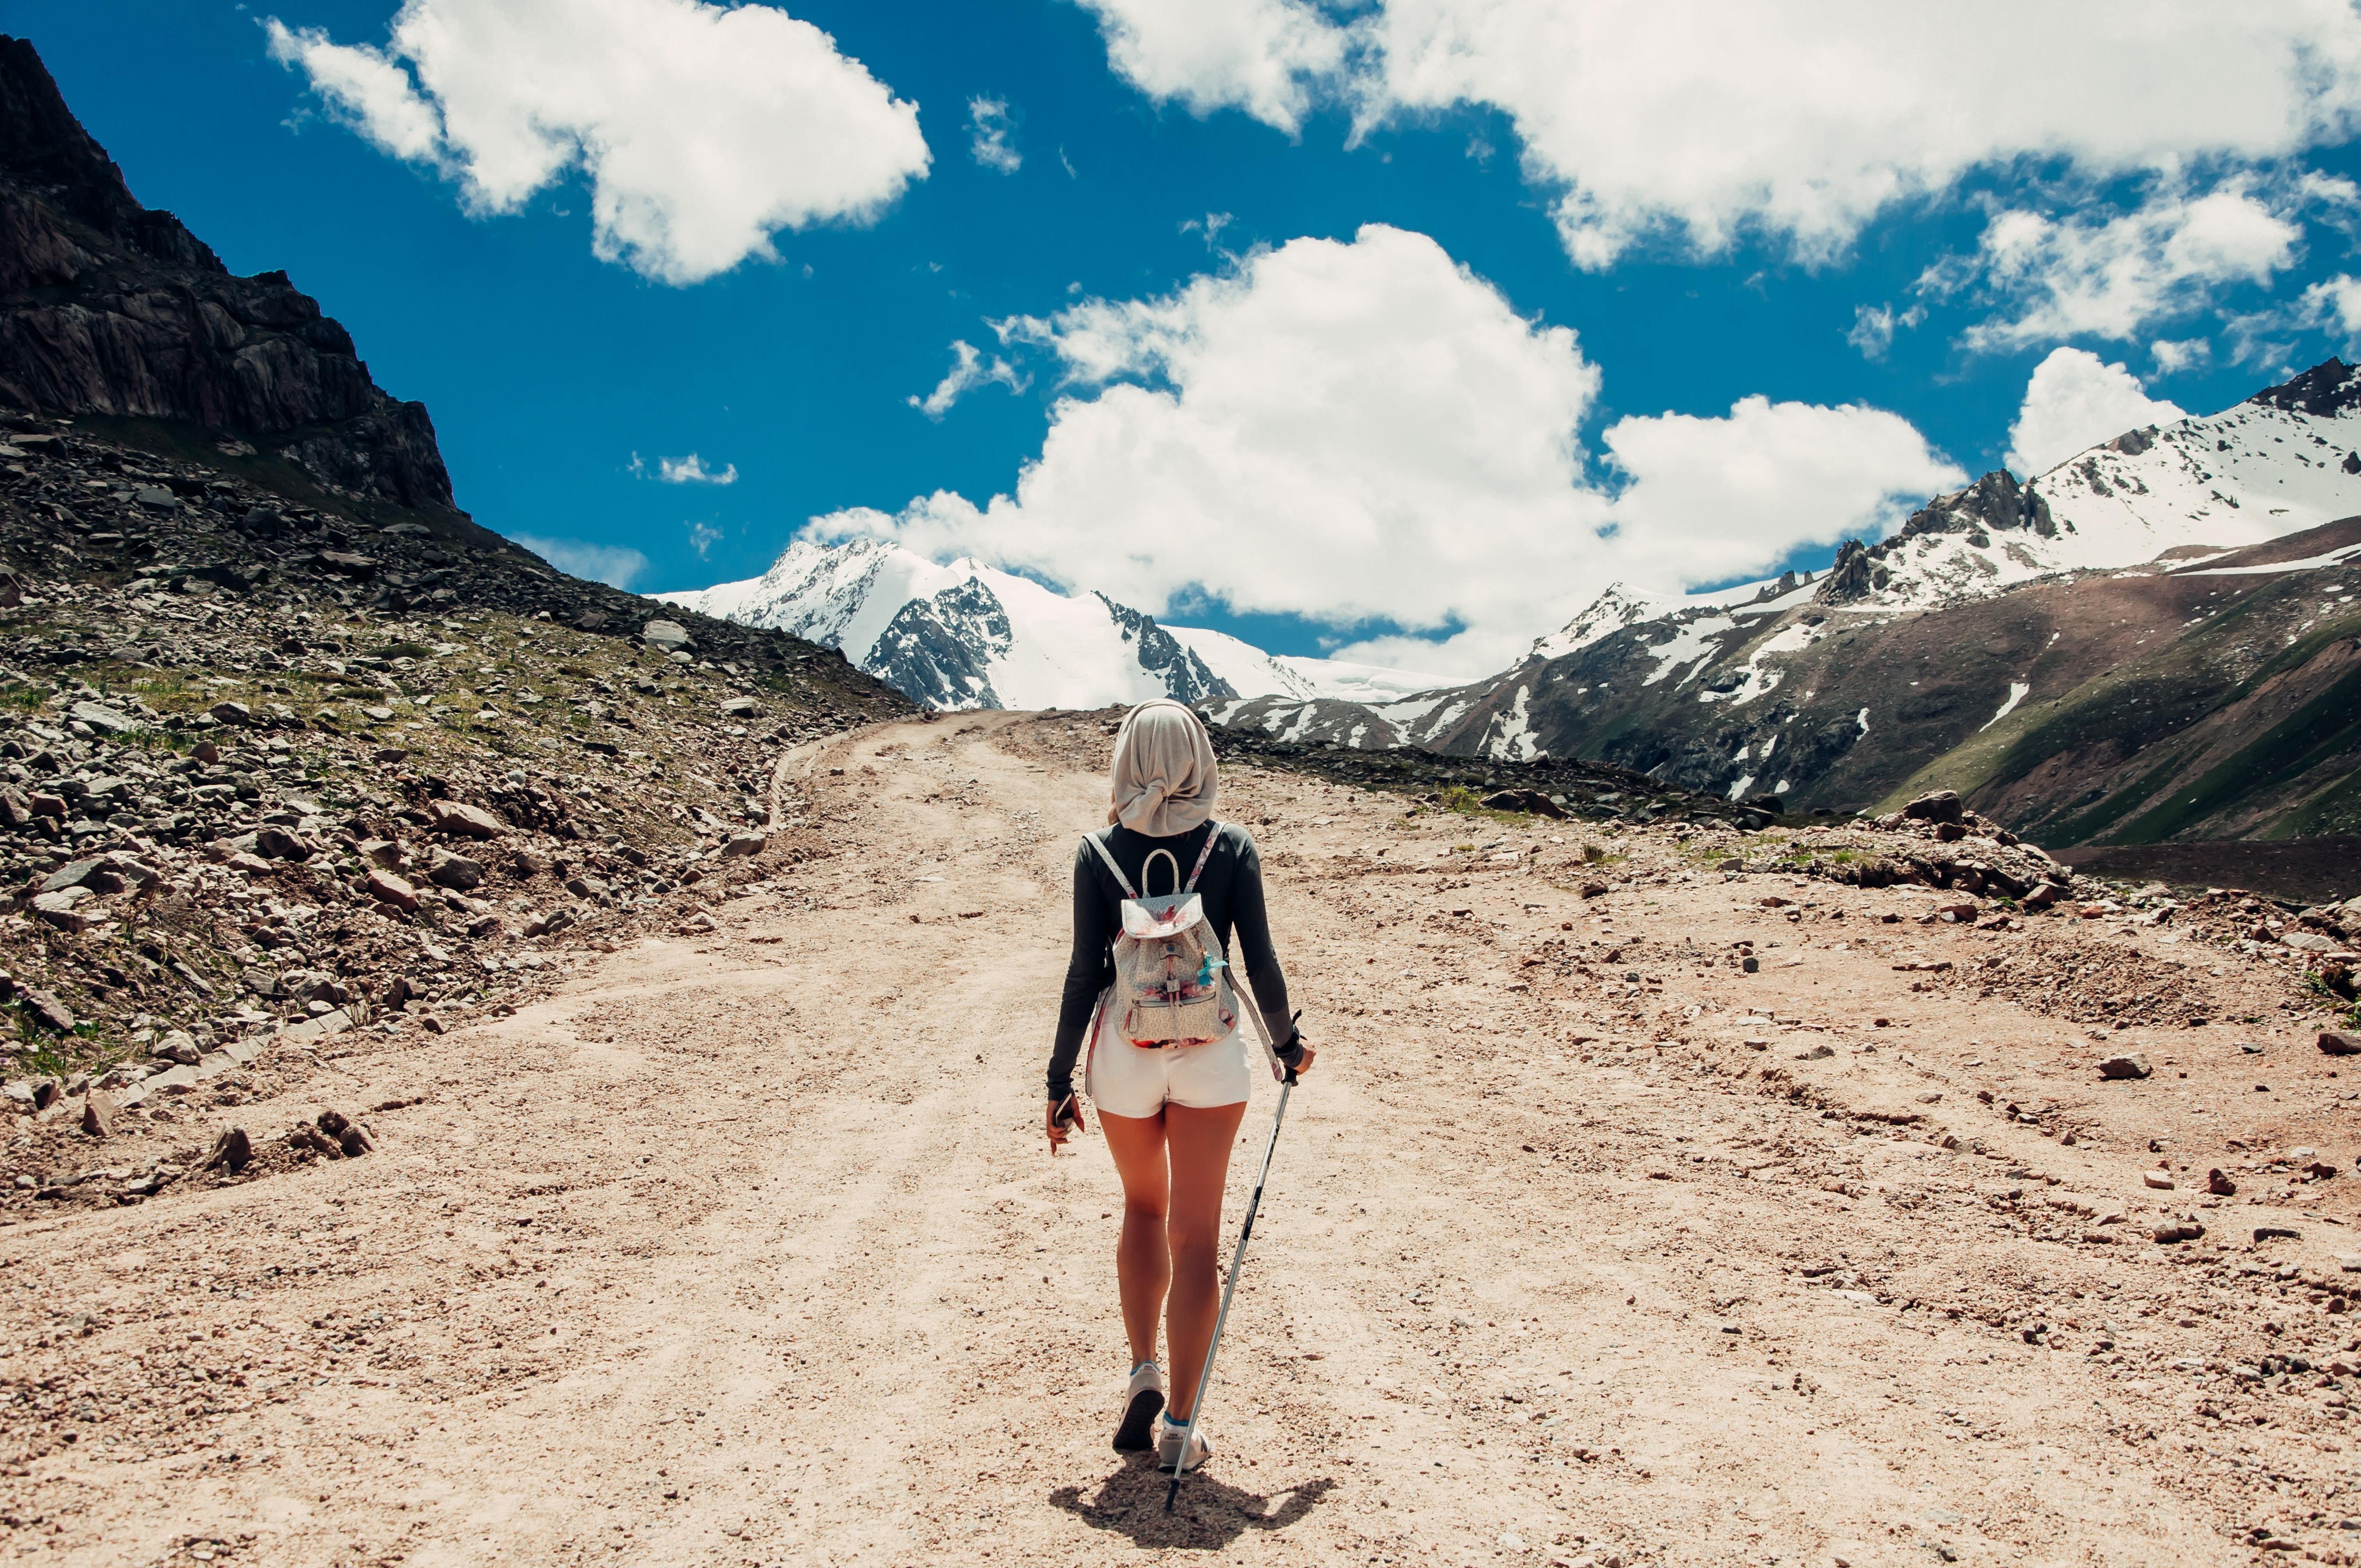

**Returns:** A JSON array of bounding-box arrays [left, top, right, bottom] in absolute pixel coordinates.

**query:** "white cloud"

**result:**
[[968, 97, 1022, 173], [1077, 0, 2361, 270], [512, 534, 650, 589], [2301, 274, 2361, 339], [908, 340, 1026, 418], [2150, 337, 2212, 374], [817, 225, 1959, 677], [1846, 302, 1924, 361], [2005, 347, 2187, 477], [687, 521, 723, 559], [1943, 182, 2305, 352], [1072, 0, 1346, 134], [264, 0, 928, 285], [657, 454, 738, 485]]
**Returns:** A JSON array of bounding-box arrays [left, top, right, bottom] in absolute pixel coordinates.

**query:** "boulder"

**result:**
[[80, 1091, 119, 1139], [428, 800, 506, 838], [642, 619, 694, 652], [2097, 1053, 2153, 1081], [20, 987, 72, 1032], [719, 695, 761, 718], [364, 869, 421, 912], [209, 699, 252, 726], [1902, 790, 1965, 825], [68, 700, 143, 735], [428, 851, 483, 891], [39, 856, 108, 893], [2319, 1030, 2361, 1057], [253, 825, 315, 861], [720, 832, 769, 858]]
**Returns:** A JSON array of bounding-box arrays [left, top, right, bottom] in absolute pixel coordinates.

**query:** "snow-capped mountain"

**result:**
[[1211, 359, 2361, 841], [656, 536, 1439, 712]]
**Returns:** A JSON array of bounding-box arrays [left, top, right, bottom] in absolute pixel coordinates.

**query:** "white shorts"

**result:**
[[1083, 991, 1254, 1118]]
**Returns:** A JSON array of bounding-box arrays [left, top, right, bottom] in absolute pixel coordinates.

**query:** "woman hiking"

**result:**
[[1043, 699, 1312, 1474]]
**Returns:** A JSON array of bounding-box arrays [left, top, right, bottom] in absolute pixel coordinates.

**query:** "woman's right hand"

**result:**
[[1046, 1095, 1084, 1152], [1291, 1043, 1317, 1078]]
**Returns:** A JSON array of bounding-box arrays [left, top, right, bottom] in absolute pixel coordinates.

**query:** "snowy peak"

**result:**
[[660, 537, 1241, 711]]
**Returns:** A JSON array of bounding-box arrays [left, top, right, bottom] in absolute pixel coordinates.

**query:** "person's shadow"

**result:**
[[1049, 1455, 1335, 1550]]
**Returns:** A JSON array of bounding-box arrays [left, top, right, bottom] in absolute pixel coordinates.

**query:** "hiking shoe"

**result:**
[[1156, 1412, 1212, 1473], [1113, 1361, 1164, 1451]]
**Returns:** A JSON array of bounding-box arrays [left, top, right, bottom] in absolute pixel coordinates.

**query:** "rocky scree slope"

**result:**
[[0, 408, 907, 1217], [1215, 363, 2361, 849], [0, 35, 451, 511]]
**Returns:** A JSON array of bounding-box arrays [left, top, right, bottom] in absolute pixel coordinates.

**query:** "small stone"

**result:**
[[427, 800, 506, 838], [1578, 881, 1609, 899], [2255, 1226, 2303, 1243], [357, 838, 404, 869], [152, 1033, 201, 1066], [2152, 1221, 2206, 1244], [317, 1106, 374, 1157], [79, 1092, 119, 1139], [719, 695, 761, 717], [203, 1126, 254, 1173], [2319, 1030, 2361, 1057], [208, 699, 251, 726], [2097, 1053, 2152, 1081], [720, 832, 768, 858], [2207, 1168, 2238, 1196], [67, 700, 143, 736], [30, 1079, 60, 1111], [2143, 1170, 2175, 1190], [364, 869, 421, 912]]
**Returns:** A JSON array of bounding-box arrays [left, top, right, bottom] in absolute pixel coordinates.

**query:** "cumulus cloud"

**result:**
[[1076, 0, 2361, 270], [264, 0, 928, 285], [2005, 347, 2187, 477], [657, 454, 738, 485], [1073, 0, 1346, 134], [908, 341, 1026, 418], [816, 226, 1959, 676], [2301, 274, 2361, 339], [968, 97, 1022, 173], [2151, 337, 2212, 374], [1938, 181, 2306, 352], [511, 534, 650, 589]]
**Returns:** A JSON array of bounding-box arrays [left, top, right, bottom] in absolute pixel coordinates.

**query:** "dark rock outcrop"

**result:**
[[0, 35, 452, 509], [2249, 357, 2361, 419]]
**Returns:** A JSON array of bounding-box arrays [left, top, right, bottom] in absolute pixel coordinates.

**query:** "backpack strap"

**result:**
[[1083, 831, 1139, 899], [1183, 820, 1222, 893]]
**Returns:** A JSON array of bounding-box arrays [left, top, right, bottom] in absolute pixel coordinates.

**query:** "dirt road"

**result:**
[[7, 713, 2360, 1566]]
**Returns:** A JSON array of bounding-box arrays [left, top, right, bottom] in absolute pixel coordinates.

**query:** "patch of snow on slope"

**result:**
[[1638, 615, 1738, 686], [1275, 655, 1454, 702], [1981, 681, 2032, 730]]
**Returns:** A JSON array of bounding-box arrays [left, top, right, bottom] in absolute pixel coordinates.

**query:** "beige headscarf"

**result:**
[[1106, 699, 1219, 838]]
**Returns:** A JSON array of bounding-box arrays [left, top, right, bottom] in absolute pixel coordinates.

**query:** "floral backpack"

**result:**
[[1085, 824, 1237, 1047]]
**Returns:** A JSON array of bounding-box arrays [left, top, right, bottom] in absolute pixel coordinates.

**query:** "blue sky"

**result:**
[[18, 0, 2361, 674]]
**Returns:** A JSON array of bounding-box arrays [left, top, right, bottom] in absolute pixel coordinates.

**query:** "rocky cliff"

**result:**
[[0, 35, 451, 510]]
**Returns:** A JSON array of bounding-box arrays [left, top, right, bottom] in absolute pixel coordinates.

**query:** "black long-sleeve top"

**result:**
[[1046, 818, 1297, 1101]]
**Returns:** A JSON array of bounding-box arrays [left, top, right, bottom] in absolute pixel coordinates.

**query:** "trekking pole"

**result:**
[[1164, 1062, 1296, 1514]]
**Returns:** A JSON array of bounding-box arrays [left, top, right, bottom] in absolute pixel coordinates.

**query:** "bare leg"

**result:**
[[1160, 1099, 1247, 1420], [1100, 1108, 1172, 1370]]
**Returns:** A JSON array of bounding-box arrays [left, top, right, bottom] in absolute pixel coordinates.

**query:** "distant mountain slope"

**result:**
[[1213, 363, 2361, 845], [662, 535, 1445, 712], [657, 537, 1240, 711]]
